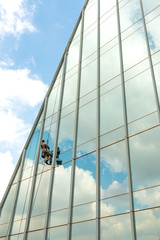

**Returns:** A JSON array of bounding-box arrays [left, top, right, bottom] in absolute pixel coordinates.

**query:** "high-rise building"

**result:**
[[1, 0, 160, 239]]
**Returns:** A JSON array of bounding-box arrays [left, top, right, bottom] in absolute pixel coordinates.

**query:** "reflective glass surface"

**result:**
[[1, 0, 160, 239]]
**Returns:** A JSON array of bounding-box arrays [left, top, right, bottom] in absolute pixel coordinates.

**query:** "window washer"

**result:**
[[41, 140, 61, 165], [41, 140, 52, 164]]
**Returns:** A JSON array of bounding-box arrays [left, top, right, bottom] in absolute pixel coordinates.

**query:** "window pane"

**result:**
[[0, 184, 17, 225], [58, 111, 75, 164], [77, 99, 96, 146], [100, 85, 124, 135], [49, 209, 68, 227], [100, 141, 128, 200], [51, 162, 72, 211], [71, 220, 96, 240], [73, 153, 96, 205], [72, 202, 96, 222], [101, 213, 132, 239], [30, 171, 51, 217], [135, 208, 160, 240], [27, 230, 43, 240], [129, 127, 160, 190], [100, 45, 120, 85], [101, 194, 130, 218], [49, 225, 67, 240], [11, 178, 32, 234], [125, 69, 157, 123]]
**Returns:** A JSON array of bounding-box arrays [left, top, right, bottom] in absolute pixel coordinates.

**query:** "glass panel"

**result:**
[[128, 111, 159, 136], [0, 223, 9, 238], [73, 153, 96, 206], [119, 0, 142, 33], [124, 57, 150, 82], [101, 194, 130, 218], [146, 15, 160, 54], [29, 214, 45, 231], [135, 208, 160, 240], [46, 70, 62, 119], [0, 184, 17, 225], [58, 111, 75, 164], [22, 126, 40, 178], [71, 19, 81, 48], [100, 141, 128, 200], [76, 139, 96, 158], [71, 220, 96, 240], [30, 170, 51, 217], [134, 186, 160, 210], [10, 234, 24, 240], [84, 0, 97, 30], [11, 178, 32, 234], [129, 126, 160, 190], [27, 230, 43, 240], [100, 44, 120, 85], [100, 0, 116, 18], [80, 59, 97, 97], [82, 27, 97, 61], [13, 164, 21, 184], [142, 0, 160, 16], [100, 127, 125, 148], [100, 84, 124, 136], [11, 218, 26, 235], [72, 202, 96, 222], [49, 225, 67, 240], [66, 34, 80, 73], [77, 99, 96, 147], [100, 9, 118, 49], [125, 69, 157, 123], [49, 209, 68, 227], [62, 73, 77, 108], [51, 161, 72, 211], [101, 213, 132, 239]]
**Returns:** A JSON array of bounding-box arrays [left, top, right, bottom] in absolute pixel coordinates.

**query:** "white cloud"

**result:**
[[0, 67, 48, 108], [0, 110, 30, 143], [0, 0, 36, 38], [0, 151, 15, 202]]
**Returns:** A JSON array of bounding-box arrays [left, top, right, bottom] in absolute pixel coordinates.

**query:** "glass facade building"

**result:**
[[1, 0, 160, 239]]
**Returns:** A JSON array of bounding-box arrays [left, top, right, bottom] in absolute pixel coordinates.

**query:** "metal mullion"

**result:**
[[116, 1, 137, 240], [67, 7, 85, 240], [6, 149, 26, 240], [96, 0, 100, 239], [43, 52, 68, 240], [23, 96, 48, 240], [139, 0, 160, 122]]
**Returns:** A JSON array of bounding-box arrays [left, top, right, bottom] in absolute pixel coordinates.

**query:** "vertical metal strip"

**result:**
[[43, 51, 68, 240], [139, 0, 160, 122], [6, 149, 26, 240], [116, 1, 137, 240], [96, 0, 100, 239], [67, 8, 85, 240], [23, 96, 48, 240]]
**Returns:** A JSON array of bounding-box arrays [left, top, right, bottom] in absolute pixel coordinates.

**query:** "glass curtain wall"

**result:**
[[1, 0, 160, 239]]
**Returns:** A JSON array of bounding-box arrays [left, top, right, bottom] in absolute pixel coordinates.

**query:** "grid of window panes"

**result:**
[[1, 0, 160, 239]]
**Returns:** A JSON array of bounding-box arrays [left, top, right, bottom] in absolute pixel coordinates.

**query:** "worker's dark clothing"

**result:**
[[41, 141, 52, 163], [57, 147, 60, 158]]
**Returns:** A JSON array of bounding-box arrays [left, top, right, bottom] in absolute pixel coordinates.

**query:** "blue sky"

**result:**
[[0, 0, 85, 201]]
